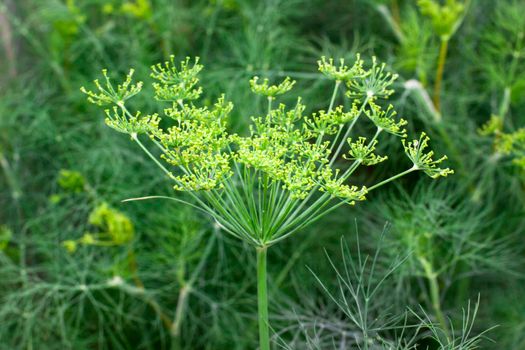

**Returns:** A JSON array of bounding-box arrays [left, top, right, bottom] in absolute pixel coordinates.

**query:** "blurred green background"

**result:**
[[1, 0, 525, 349]]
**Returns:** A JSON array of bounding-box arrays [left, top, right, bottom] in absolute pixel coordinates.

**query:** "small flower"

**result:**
[[493, 128, 525, 170], [81, 69, 143, 106], [62, 240, 78, 253], [478, 114, 503, 136], [365, 102, 407, 137], [346, 57, 398, 100], [317, 55, 367, 83], [88, 203, 135, 245], [318, 168, 368, 204], [344, 137, 387, 166], [402, 133, 454, 178], [418, 0, 466, 40], [249, 76, 295, 99], [104, 108, 160, 135], [151, 56, 203, 102]]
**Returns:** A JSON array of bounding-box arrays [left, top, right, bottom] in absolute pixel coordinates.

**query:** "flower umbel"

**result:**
[[83, 55, 452, 350], [418, 0, 466, 40], [80, 69, 143, 106], [403, 132, 454, 178], [318, 55, 367, 83], [82, 55, 452, 246], [249, 76, 296, 99]]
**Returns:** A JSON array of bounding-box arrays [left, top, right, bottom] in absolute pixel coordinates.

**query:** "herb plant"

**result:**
[[82, 55, 451, 349]]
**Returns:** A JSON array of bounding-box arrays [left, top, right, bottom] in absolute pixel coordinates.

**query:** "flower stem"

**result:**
[[328, 81, 341, 112], [367, 167, 417, 191], [257, 246, 270, 350], [433, 39, 449, 113]]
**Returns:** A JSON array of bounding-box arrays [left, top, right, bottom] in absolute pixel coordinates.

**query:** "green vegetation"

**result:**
[[1, 0, 524, 349]]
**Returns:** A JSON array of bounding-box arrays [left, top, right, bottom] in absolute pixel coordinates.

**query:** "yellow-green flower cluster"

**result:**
[[82, 55, 452, 246], [121, 0, 152, 19], [495, 129, 525, 169], [62, 203, 134, 253], [151, 56, 203, 102], [304, 106, 358, 136], [235, 100, 329, 199], [155, 97, 233, 191], [57, 169, 86, 193], [105, 109, 160, 135], [366, 102, 407, 137], [318, 55, 366, 83], [318, 168, 368, 204], [479, 115, 503, 137], [402, 132, 454, 178], [418, 0, 466, 40], [249, 76, 296, 99], [345, 138, 387, 166], [346, 57, 398, 100], [81, 69, 143, 106], [478, 115, 525, 169]]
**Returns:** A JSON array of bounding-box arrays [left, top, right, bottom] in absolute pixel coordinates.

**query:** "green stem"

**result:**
[[499, 87, 511, 122], [257, 246, 270, 350], [429, 275, 448, 339], [367, 166, 417, 191], [420, 258, 451, 342], [433, 39, 449, 113], [328, 81, 341, 112]]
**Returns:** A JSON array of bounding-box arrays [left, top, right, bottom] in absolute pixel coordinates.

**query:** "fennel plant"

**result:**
[[82, 55, 452, 349]]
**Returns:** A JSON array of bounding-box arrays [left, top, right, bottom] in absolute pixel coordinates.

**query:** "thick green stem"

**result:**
[[420, 258, 451, 342], [433, 39, 449, 113], [257, 246, 270, 350]]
